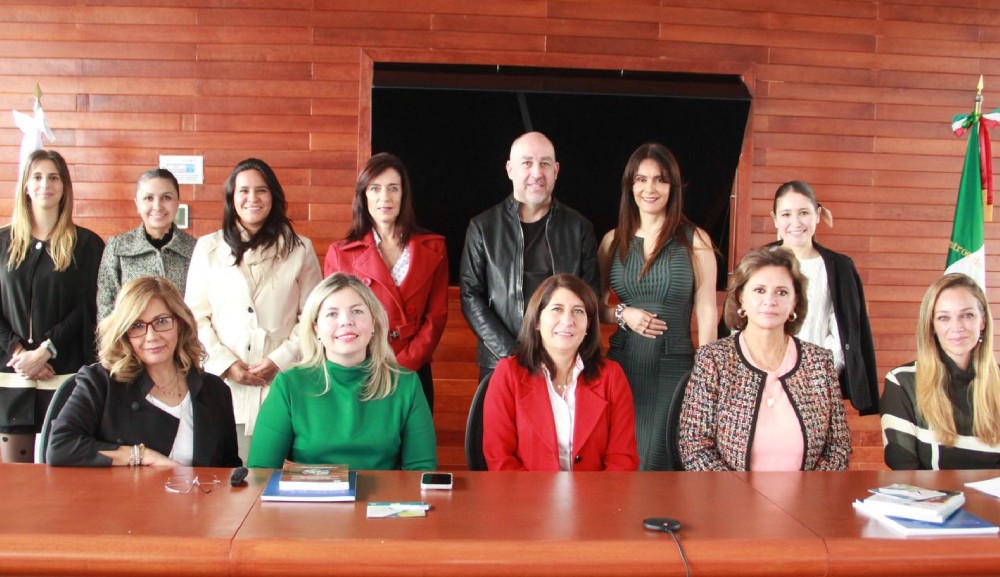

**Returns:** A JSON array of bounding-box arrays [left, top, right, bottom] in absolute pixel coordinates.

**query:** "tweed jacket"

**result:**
[[97, 225, 196, 321], [679, 333, 851, 471]]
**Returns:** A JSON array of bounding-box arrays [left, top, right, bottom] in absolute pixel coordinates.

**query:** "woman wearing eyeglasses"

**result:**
[[47, 276, 240, 467]]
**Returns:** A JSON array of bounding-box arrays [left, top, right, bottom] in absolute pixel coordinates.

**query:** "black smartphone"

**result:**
[[420, 472, 453, 490]]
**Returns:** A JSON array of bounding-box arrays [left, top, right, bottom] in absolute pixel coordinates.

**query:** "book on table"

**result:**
[[278, 463, 350, 492], [262, 470, 358, 502], [854, 503, 999, 537], [854, 484, 965, 524]]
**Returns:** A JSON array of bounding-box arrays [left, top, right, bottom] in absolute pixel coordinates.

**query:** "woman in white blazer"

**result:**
[[185, 158, 321, 462]]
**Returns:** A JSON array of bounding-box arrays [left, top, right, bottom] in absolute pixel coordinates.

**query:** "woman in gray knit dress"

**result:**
[[598, 143, 718, 471]]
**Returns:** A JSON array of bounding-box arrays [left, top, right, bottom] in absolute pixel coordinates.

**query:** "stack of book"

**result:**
[[853, 483, 998, 536], [262, 463, 358, 502]]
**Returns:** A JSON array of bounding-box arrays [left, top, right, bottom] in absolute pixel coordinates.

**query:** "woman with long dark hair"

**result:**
[[483, 273, 638, 471], [597, 143, 717, 470], [324, 153, 447, 411], [185, 158, 321, 462]]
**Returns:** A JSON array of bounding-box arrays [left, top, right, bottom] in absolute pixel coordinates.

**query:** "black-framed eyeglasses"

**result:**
[[164, 474, 220, 494], [126, 316, 175, 339]]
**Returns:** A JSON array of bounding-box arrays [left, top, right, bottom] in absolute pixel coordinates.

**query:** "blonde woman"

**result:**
[[247, 273, 437, 470], [47, 276, 239, 467], [0, 149, 103, 462], [881, 273, 1000, 469]]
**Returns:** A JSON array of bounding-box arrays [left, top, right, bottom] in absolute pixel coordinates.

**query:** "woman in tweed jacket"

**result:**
[[679, 247, 851, 471], [97, 169, 195, 321]]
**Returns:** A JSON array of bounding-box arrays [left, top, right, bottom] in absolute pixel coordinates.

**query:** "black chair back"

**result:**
[[464, 375, 491, 471], [38, 375, 77, 464], [665, 370, 692, 471]]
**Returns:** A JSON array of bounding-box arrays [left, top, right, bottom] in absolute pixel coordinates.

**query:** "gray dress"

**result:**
[[607, 227, 695, 471]]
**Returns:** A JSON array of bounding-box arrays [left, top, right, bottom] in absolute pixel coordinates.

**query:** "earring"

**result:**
[[737, 308, 747, 318], [789, 311, 798, 322], [980, 332, 984, 344], [371, 329, 376, 336]]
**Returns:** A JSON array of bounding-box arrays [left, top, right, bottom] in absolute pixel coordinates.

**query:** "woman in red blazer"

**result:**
[[324, 153, 448, 411], [483, 274, 639, 471]]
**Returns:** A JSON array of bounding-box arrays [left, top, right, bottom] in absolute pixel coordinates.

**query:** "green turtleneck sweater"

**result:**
[[247, 360, 437, 470]]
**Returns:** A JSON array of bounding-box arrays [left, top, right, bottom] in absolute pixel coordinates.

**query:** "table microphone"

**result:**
[[643, 517, 681, 533], [643, 518, 689, 577]]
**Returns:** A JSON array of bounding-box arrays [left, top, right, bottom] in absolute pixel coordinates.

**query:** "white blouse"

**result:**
[[145, 393, 195, 466], [542, 356, 584, 471], [796, 256, 844, 373]]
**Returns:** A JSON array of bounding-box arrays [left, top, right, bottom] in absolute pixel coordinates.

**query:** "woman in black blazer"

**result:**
[[48, 276, 240, 467]]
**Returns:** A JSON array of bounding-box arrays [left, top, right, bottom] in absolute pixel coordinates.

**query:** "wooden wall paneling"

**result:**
[[315, 28, 548, 52], [429, 13, 660, 40], [4, 1, 1000, 470], [315, 0, 549, 17]]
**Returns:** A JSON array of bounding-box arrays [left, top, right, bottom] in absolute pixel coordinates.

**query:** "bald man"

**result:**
[[460, 132, 600, 383]]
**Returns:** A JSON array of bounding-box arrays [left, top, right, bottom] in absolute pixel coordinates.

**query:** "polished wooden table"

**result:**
[[0, 465, 264, 576], [231, 470, 825, 577], [741, 469, 1000, 576], [3, 466, 1000, 576]]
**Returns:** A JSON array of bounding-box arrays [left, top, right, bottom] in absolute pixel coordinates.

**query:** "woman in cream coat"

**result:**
[[186, 158, 321, 461]]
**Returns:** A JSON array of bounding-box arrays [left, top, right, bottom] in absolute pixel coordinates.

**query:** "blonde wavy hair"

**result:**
[[299, 273, 400, 401], [915, 273, 1000, 446], [97, 276, 205, 383], [8, 149, 77, 271]]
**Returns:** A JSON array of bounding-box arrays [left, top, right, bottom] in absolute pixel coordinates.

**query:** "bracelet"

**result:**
[[128, 443, 145, 467], [614, 303, 630, 331]]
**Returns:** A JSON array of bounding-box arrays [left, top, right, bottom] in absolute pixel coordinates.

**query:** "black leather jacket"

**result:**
[[459, 195, 600, 370]]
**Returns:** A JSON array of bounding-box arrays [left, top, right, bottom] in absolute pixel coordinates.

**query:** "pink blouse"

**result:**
[[739, 335, 805, 471]]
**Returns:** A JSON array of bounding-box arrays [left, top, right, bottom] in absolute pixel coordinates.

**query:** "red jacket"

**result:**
[[483, 356, 639, 471], [324, 231, 448, 370]]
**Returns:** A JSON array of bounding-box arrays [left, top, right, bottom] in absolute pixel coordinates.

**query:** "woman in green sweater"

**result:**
[[247, 273, 437, 470]]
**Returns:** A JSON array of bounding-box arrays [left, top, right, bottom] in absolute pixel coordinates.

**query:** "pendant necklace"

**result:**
[[745, 335, 788, 408]]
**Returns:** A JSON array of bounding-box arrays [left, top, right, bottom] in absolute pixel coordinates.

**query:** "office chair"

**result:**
[[37, 375, 77, 464], [665, 370, 692, 471], [464, 375, 491, 471]]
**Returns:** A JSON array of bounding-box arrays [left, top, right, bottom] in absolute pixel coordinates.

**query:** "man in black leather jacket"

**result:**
[[460, 132, 600, 383]]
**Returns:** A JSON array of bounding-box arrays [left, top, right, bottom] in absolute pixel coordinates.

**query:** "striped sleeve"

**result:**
[[880, 364, 922, 470]]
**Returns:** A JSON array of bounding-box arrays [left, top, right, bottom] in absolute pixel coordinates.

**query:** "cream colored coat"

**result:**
[[185, 231, 322, 434]]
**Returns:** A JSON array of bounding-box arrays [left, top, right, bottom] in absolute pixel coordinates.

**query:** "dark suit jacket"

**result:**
[[483, 356, 639, 471], [324, 231, 449, 371], [47, 363, 241, 467], [765, 240, 879, 415]]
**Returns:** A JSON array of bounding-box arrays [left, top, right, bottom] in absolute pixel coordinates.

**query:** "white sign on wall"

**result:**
[[159, 155, 204, 185]]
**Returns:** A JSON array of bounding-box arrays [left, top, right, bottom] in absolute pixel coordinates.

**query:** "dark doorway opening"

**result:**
[[372, 64, 751, 289]]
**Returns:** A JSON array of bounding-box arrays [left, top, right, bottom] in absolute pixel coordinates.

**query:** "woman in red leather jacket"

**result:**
[[324, 153, 448, 412]]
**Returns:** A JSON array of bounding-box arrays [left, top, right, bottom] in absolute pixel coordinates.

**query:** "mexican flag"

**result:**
[[947, 107, 1000, 289]]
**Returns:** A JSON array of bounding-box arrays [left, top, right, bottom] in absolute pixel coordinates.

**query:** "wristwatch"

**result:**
[[614, 303, 630, 331], [42, 339, 57, 359]]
